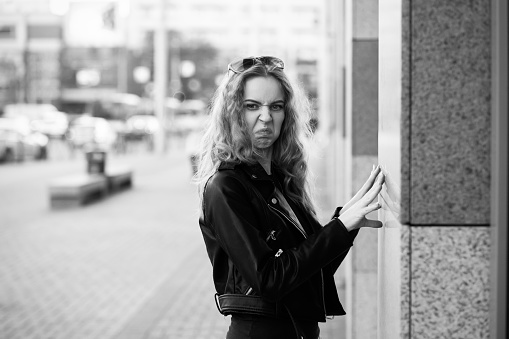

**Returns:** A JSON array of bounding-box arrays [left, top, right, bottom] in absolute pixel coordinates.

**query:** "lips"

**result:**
[[255, 128, 272, 136]]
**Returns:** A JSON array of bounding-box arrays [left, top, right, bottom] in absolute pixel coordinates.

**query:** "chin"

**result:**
[[253, 140, 274, 149]]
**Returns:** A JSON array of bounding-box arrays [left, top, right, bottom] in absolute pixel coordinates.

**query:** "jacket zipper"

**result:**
[[267, 204, 307, 239], [266, 230, 276, 241], [245, 287, 253, 295], [268, 204, 325, 317]]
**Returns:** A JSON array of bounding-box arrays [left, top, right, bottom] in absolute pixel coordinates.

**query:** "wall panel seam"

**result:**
[[408, 0, 413, 337], [352, 38, 378, 42], [408, 224, 490, 227]]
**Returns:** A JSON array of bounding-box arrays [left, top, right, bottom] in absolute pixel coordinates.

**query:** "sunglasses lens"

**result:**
[[228, 56, 284, 73], [259, 56, 284, 70], [229, 58, 255, 73]]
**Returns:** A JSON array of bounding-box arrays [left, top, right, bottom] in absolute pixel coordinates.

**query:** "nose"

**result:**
[[258, 106, 272, 123]]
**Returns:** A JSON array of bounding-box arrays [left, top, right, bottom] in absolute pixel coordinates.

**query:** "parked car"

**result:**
[[3, 103, 59, 121], [30, 110, 69, 139], [169, 100, 207, 137], [0, 125, 23, 162], [66, 116, 117, 151], [0, 117, 49, 162], [125, 114, 160, 140]]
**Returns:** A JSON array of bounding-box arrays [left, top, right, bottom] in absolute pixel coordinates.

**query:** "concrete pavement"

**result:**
[[0, 147, 346, 339], [0, 149, 227, 339]]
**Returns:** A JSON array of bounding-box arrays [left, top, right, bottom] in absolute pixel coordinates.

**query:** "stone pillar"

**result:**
[[378, 0, 491, 338]]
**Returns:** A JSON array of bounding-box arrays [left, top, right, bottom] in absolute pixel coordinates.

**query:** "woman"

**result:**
[[196, 56, 384, 339]]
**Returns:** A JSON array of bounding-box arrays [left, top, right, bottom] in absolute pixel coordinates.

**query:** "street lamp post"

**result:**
[[154, 0, 167, 154]]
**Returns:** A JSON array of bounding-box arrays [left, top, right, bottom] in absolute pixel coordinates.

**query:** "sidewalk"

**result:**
[[0, 147, 346, 339], [0, 150, 228, 339]]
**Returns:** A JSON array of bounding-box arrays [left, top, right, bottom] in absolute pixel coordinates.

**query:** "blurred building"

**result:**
[[128, 0, 323, 96], [0, 0, 63, 112], [0, 0, 326, 115]]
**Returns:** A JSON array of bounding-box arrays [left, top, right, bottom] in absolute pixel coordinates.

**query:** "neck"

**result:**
[[255, 148, 272, 174]]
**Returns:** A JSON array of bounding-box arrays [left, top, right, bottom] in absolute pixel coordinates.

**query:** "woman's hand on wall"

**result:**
[[338, 165, 385, 231]]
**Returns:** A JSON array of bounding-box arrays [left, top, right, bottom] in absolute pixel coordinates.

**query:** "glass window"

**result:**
[[0, 25, 16, 39], [28, 25, 62, 39]]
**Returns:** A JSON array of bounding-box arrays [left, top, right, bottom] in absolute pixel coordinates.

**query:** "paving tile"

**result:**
[[0, 149, 347, 339]]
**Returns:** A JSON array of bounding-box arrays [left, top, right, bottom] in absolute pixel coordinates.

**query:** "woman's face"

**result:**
[[243, 76, 285, 152]]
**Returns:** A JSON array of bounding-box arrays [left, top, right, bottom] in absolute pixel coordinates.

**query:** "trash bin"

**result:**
[[86, 150, 106, 174]]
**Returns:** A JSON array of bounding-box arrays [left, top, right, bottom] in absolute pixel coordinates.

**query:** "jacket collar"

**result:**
[[239, 162, 273, 181], [218, 161, 279, 182]]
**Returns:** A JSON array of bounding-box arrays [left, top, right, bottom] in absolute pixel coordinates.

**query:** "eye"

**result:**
[[244, 103, 260, 110], [270, 104, 284, 112]]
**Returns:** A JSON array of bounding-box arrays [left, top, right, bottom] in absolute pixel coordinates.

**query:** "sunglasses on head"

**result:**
[[227, 56, 285, 74]]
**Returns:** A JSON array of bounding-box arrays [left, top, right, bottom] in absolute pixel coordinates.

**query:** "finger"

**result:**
[[363, 201, 381, 215], [373, 170, 385, 184], [365, 166, 382, 190], [362, 218, 383, 228], [353, 166, 381, 200], [367, 165, 381, 184], [346, 167, 383, 211], [363, 191, 382, 208], [351, 182, 383, 209], [363, 172, 385, 202]]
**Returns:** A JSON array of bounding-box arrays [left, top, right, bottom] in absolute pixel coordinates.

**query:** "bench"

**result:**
[[105, 166, 133, 192], [49, 167, 134, 209], [49, 174, 109, 208]]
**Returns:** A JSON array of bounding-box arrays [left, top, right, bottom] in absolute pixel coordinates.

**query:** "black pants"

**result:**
[[226, 314, 320, 339]]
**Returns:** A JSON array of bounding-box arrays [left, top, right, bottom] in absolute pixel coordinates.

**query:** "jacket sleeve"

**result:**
[[325, 206, 360, 274], [203, 172, 357, 301]]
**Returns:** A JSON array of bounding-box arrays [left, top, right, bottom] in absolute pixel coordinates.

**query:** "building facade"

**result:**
[[0, 0, 63, 111], [319, 0, 507, 338], [0, 0, 326, 114]]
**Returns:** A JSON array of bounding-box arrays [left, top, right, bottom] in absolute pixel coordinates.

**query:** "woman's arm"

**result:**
[[203, 172, 356, 301]]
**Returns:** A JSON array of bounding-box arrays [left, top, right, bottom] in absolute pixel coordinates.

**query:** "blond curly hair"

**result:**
[[195, 61, 316, 214]]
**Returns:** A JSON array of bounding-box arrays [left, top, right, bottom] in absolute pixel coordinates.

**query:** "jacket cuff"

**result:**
[[332, 217, 360, 244], [331, 206, 343, 219]]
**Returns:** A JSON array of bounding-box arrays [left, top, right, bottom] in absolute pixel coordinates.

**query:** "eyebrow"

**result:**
[[243, 99, 285, 104]]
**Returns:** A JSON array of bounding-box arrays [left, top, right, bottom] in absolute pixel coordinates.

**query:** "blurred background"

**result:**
[[1, 0, 507, 339], [0, 0, 325, 160], [0, 0, 349, 338]]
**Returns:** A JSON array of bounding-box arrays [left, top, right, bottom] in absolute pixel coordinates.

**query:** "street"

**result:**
[[0, 148, 230, 339], [0, 145, 345, 339]]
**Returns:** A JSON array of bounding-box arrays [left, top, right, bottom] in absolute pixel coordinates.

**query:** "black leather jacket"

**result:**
[[199, 161, 359, 322]]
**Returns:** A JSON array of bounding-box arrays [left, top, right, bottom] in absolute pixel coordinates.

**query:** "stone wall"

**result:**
[[378, 0, 491, 338]]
